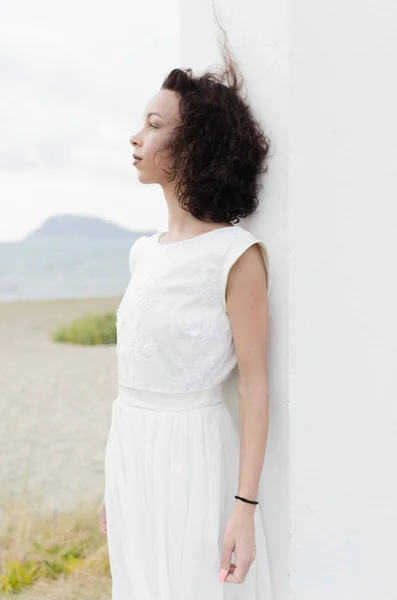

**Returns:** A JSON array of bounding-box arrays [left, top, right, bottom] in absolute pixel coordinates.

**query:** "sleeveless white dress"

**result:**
[[104, 224, 274, 600]]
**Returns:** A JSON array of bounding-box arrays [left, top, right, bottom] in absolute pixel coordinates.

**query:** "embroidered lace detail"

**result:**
[[168, 314, 227, 343], [116, 227, 270, 391], [170, 353, 221, 390]]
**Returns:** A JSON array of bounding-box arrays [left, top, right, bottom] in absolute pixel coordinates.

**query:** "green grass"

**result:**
[[0, 498, 111, 598], [51, 312, 117, 346]]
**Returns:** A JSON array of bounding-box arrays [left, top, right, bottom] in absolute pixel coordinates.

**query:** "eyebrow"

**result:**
[[146, 111, 164, 120]]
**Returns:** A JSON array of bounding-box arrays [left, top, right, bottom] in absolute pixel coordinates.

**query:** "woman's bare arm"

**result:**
[[225, 242, 270, 514]]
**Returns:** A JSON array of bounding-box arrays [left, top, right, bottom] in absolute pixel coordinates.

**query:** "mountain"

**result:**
[[23, 214, 156, 241]]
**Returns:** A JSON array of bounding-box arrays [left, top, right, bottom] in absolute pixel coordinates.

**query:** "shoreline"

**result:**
[[0, 294, 122, 306]]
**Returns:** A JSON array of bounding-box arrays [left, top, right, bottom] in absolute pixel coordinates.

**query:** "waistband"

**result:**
[[116, 382, 225, 412]]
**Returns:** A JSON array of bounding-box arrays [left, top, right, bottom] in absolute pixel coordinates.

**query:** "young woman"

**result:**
[[99, 51, 273, 600]]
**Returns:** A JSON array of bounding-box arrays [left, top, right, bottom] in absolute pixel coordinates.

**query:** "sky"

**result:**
[[0, 0, 180, 241]]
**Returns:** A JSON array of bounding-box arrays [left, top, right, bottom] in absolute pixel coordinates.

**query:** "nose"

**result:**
[[129, 132, 142, 148]]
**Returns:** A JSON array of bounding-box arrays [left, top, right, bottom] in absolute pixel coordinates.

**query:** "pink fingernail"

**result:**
[[219, 568, 228, 582]]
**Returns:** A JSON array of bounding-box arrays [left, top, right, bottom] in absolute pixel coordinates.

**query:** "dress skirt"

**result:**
[[104, 382, 273, 600]]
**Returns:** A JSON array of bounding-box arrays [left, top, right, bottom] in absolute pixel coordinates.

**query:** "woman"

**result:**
[[99, 51, 273, 600]]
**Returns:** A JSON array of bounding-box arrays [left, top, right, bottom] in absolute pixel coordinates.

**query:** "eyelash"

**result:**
[[149, 123, 157, 130]]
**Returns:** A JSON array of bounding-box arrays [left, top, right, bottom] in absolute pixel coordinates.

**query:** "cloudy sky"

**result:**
[[0, 0, 180, 241]]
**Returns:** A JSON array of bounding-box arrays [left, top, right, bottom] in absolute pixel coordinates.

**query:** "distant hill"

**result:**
[[23, 214, 156, 241]]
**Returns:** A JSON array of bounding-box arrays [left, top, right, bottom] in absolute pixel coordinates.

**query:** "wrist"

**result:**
[[234, 497, 257, 515]]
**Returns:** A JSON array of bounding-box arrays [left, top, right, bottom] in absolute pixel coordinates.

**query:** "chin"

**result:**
[[136, 171, 151, 184], [137, 171, 162, 186]]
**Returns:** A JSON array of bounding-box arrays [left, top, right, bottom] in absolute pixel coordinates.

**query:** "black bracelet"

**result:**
[[234, 495, 259, 505]]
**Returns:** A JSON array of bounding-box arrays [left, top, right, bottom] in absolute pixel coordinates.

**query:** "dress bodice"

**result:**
[[116, 225, 271, 392]]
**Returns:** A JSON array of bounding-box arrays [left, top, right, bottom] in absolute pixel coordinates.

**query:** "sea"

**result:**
[[0, 238, 144, 302]]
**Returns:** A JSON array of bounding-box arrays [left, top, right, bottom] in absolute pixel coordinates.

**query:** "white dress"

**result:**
[[104, 224, 274, 600]]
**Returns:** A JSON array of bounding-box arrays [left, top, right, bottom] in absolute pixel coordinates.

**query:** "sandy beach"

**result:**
[[0, 296, 121, 521]]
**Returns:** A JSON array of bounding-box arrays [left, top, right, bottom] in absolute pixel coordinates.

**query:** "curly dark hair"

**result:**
[[155, 21, 272, 225]]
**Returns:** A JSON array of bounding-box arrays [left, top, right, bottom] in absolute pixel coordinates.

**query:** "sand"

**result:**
[[0, 296, 121, 523]]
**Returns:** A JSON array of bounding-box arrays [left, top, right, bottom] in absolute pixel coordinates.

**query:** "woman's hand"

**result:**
[[98, 502, 107, 536], [218, 502, 256, 584]]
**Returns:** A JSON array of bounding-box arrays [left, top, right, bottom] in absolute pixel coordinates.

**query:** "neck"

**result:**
[[161, 184, 205, 236]]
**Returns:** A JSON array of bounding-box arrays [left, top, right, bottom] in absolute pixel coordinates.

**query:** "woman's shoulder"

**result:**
[[128, 234, 154, 276], [220, 226, 271, 296], [217, 224, 269, 257]]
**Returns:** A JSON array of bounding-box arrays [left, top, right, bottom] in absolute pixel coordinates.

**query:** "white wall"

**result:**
[[289, 1, 397, 598], [180, 1, 397, 599]]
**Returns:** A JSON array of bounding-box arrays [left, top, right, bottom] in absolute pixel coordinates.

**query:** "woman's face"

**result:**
[[129, 89, 180, 185]]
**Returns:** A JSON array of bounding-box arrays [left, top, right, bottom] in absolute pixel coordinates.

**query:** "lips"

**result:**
[[133, 154, 142, 166]]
